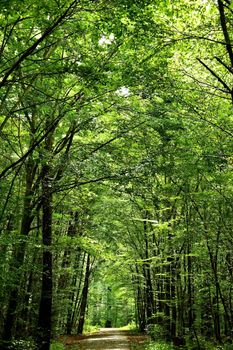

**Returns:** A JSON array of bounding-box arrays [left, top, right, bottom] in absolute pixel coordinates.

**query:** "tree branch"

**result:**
[[197, 58, 232, 93], [214, 56, 233, 74], [217, 0, 233, 67], [88, 121, 146, 157], [0, 0, 79, 89], [0, 115, 61, 179]]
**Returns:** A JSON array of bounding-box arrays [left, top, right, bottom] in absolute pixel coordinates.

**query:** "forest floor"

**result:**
[[61, 328, 150, 350]]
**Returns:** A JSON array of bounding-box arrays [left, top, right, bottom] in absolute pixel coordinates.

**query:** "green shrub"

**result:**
[[121, 322, 137, 331], [184, 336, 233, 350], [50, 341, 65, 350], [9, 339, 35, 350], [146, 324, 167, 340], [224, 345, 233, 350], [146, 341, 174, 350], [83, 323, 100, 334]]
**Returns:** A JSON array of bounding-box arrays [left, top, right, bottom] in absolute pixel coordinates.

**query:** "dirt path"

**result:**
[[62, 328, 149, 350]]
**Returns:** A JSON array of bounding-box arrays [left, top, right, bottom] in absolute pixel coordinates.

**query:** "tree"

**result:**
[[0, 0, 233, 348]]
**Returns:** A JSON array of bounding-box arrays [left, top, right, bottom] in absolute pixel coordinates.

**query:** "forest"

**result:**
[[0, 0, 232, 349]]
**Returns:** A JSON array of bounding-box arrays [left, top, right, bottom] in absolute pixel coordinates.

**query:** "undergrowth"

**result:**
[[50, 341, 65, 350], [146, 341, 173, 350], [145, 340, 233, 350], [121, 322, 138, 331], [83, 323, 100, 334]]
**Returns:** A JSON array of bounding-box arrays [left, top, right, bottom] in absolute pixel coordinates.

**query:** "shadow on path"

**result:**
[[62, 328, 149, 350]]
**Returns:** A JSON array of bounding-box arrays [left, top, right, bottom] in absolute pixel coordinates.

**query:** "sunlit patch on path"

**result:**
[[62, 328, 149, 349]]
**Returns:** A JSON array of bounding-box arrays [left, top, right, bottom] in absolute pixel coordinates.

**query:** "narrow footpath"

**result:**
[[63, 328, 149, 350]]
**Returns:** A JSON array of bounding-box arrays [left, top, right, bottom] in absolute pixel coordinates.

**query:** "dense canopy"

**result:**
[[0, 1, 232, 349]]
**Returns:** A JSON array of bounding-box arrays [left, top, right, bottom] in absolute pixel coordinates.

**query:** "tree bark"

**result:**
[[77, 254, 91, 335], [2, 158, 36, 345], [36, 131, 53, 350]]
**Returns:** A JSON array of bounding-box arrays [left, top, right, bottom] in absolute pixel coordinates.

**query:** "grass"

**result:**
[[145, 339, 233, 350], [120, 322, 138, 331], [83, 324, 100, 334], [50, 341, 65, 350], [145, 341, 174, 350]]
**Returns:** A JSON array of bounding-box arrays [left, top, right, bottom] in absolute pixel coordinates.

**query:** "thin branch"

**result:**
[[214, 56, 233, 74], [0, 115, 61, 179], [87, 121, 146, 157], [197, 58, 232, 92], [0, 164, 23, 223], [180, 67, 231, 95], [0, 17, 31, 58], [217, 0, 233, 67], [0, 0, 79, 89]]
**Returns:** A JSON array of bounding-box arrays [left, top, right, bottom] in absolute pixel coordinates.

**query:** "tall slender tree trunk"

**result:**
[[143, 217, 154, 324], [66, 251, 86, 334], [77, 254, 91, 335], [187, 245, 194, 329], [134, 264, 146, 332], [36, 131, 53, 350], [2, 158, 36, 347]]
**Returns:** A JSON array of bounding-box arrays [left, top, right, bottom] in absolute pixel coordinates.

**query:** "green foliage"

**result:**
[[146, 324, 167, 341], [83, 323, 100, 334], [120, 322, 137, 331], [88, 264, 136, 328], [8, 340, 35, 350], [50, 342, 65, 350], [185, 338, 233, 350], [146, 341, 174, 350], [0, 0, 233, 348]]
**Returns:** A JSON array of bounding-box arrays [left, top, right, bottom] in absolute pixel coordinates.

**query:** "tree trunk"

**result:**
[[2, 159, 36, 346], [187, 245, 194, 330], [66, 250, 86, 334], [36, 131, 53, 350], [77, 254, 91, 335]]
